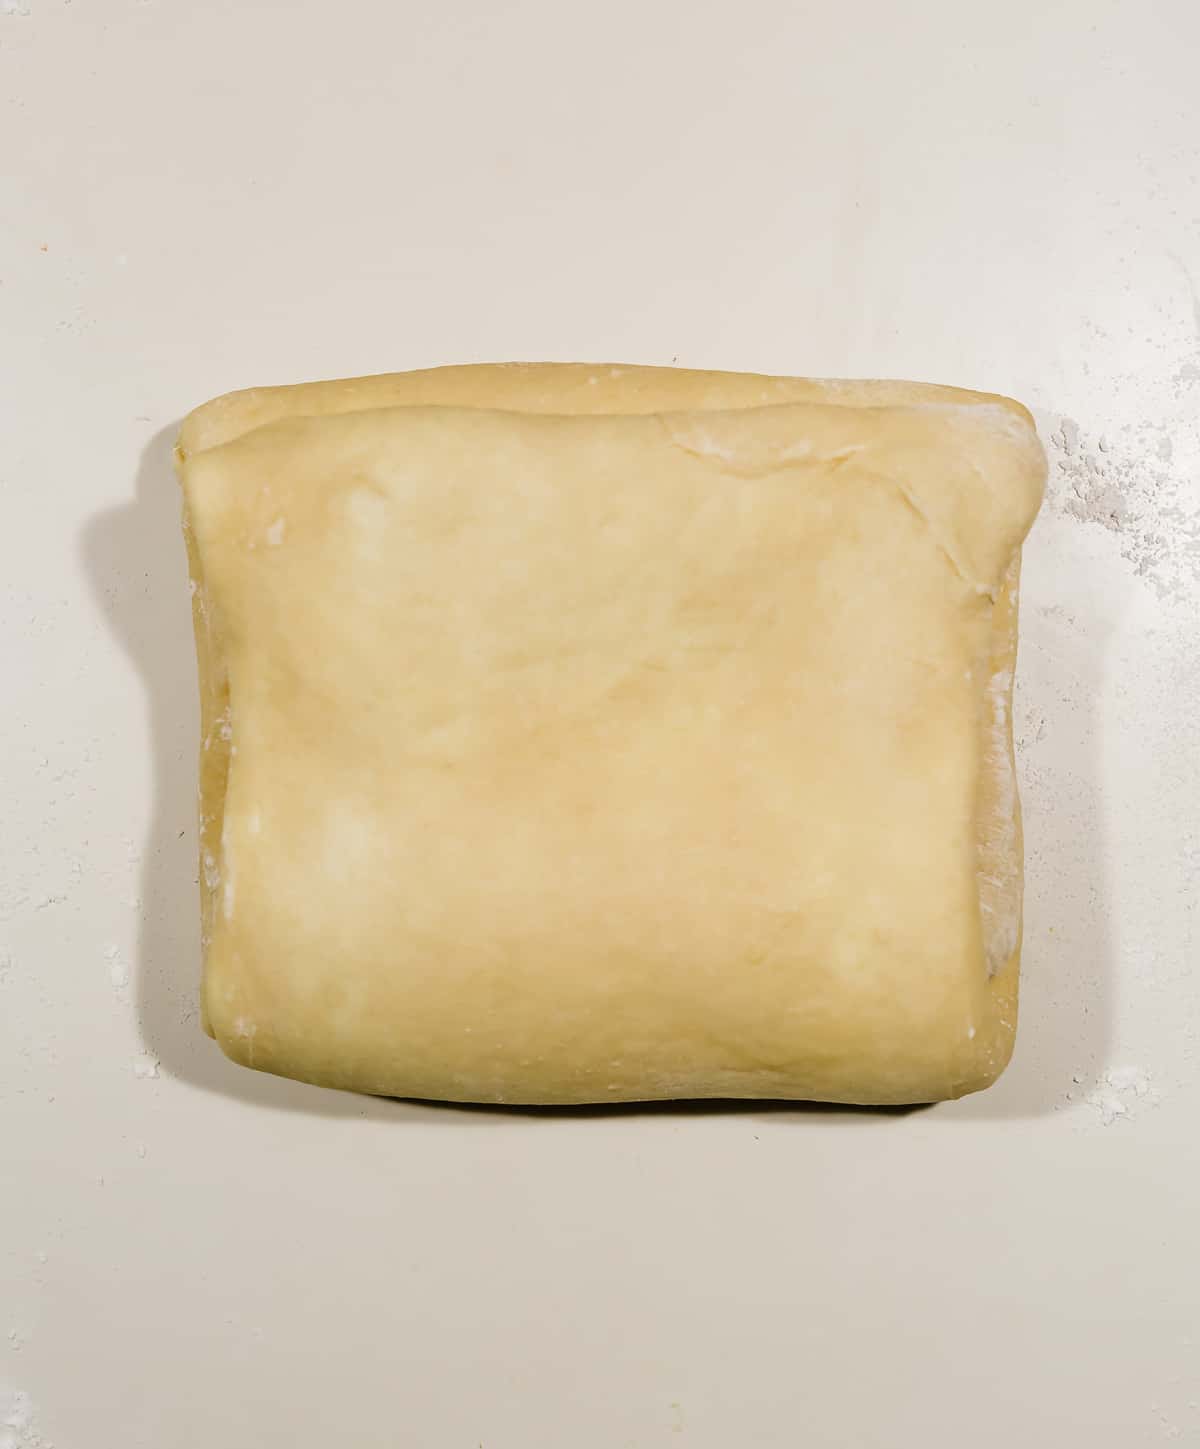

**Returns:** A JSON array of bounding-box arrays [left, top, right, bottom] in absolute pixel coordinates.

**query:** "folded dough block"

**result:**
[[176, 363, 1045, 1105]]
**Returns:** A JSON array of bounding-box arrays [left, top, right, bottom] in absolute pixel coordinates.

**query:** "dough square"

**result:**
[[177, 364, 1045, 1104]]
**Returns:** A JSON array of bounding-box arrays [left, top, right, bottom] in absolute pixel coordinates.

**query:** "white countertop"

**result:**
[[2, 2, 1197, 1445]]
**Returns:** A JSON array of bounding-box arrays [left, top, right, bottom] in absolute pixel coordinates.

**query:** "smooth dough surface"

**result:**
[[176, 363, 1045, 1105]]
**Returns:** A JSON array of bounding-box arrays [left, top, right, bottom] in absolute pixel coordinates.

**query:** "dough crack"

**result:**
[[857, 465, 992, 598], [657, 414, 866, 478]]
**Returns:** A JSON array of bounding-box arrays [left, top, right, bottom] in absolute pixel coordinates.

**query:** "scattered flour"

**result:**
[[130, 1052, 159, 1080], [1152, 1403, 1183, 1441], [104, 944, 129, 996], [1085, 1066, 1162, 1125], [1046, 415, 1199, 599], [0, 1386, 47, 1449]]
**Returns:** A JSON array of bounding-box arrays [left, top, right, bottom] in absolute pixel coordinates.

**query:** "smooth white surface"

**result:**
[[1, 2, 1197, 1445]]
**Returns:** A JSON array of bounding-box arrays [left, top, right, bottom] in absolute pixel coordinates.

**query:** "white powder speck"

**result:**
[[1086, 1066, 1161, 1125], [264, 516, 286, 546], [1152, 1404, 1183, 1441], [1089, 1090, 1128, 1126], [1107, 1064, 1154, 1095], [1, 1, 32, 15], [104, 945, 129, 993], [131, 1052, 159, 1080], [221, 815, 236, 920], [136, 1143, 147, 1159], [0, 1389, 31, 1430], [977, 654, 1020, 975], [0, 1384, 44, 1449]]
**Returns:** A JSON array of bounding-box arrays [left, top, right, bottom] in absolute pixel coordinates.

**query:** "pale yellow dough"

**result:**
[[176, 363, 1045, 1105]]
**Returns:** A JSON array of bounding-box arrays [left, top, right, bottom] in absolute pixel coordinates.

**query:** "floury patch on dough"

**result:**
[[176, 363, 1045, 1105]]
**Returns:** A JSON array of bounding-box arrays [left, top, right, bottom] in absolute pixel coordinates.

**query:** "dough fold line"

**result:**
[[657, 415, 996, 597]]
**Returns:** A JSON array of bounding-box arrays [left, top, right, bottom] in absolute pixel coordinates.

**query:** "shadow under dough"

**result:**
[[386, 1097, 931, 1127], [80, 427, 1107, 1125], [81, 426, 388, 1119]]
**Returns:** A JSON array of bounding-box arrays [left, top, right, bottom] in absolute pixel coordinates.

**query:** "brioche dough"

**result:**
[[176, 363, 1045, 1105]]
